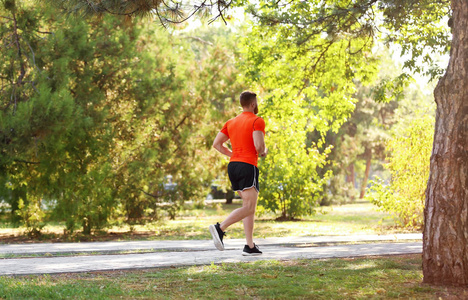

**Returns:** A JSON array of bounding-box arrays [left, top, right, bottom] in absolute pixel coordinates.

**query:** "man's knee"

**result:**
[[241, 190, 257, 215], [246, 205, 256, 215], [242, 200, 256, 213]]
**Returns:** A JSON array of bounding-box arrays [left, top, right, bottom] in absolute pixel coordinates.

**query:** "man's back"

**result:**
[[221, 112, 265, 167]]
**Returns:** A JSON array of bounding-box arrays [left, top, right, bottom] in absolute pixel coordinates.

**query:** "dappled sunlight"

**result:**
[[0, 202, 416, 243], [183, 263, 223, 276], [342, 261, 378, 270]]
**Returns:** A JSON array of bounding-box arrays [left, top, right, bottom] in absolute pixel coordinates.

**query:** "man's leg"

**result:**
[[219, 187, 258, 233], [239, 189, 257, 248], [243, 212, 255, 248]]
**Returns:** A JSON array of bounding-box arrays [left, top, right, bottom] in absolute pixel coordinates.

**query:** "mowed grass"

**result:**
[[144, 202, 416, 241], [0, 201, 417, 243], [1, 255, 465, 299]]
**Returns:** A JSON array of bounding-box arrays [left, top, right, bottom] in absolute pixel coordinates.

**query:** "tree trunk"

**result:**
[[359, 148, 372, 199], [346, 163, 356, 200], [346, 163, 355, 186], [225, 190, 234, 204], [423, 0, 468, 286]]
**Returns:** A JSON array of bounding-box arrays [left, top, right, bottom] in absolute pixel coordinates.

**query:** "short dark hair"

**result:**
[[239, 91, 257, 107]]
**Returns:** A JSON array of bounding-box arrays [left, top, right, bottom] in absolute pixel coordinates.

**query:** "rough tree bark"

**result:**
[[423, 0, 468, 286]]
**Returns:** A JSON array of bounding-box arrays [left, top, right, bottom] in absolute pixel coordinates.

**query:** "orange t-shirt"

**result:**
[[220, 112, 266, 167]]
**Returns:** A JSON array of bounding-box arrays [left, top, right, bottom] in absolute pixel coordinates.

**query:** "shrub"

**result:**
[[258, 96, 331, 220], [16, 198, 45, 238], [366, 115, 434, 227]]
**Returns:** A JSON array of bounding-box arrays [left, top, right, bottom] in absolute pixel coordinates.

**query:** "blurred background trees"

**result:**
[[0, 0, 245, 234], [0, 0, 440, 233]]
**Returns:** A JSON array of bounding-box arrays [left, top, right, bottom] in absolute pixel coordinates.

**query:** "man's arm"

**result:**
[[212, 132, 232, 157], [253, 131, 268, 157]]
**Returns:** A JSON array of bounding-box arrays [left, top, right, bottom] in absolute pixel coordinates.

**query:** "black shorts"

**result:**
[[228, 162, 259, 193]]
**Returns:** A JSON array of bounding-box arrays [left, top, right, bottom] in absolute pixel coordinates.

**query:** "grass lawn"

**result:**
[[0, 255, 465, 299], [0, 201, 418, 243], [148, 201, 418, 241]]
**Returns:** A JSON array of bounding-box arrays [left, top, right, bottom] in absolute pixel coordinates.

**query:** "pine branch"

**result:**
[[13, 159, 41, 165], [52, 0, 234, 26], [182, 36, 214, 45], [140, 188, 158, 199], [12, 9, 26, 88], [250, 0, 378, 29], [35, 30, 54, 34]]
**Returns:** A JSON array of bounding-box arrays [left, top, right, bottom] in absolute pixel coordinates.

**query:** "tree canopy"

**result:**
[[0, 0, 245, 233]]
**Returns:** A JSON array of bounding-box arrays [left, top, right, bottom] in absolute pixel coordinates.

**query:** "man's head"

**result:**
[[240, 91, 258, 114]]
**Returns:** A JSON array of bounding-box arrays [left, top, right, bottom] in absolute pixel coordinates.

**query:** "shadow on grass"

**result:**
[[255, 218, 325, 223]]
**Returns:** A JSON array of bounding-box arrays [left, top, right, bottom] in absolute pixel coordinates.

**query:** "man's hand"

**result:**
[[259, 147, 268, 158], [212, 132, 232, 157]]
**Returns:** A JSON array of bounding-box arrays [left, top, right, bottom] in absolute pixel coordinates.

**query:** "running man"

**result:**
[[209, 91, 267, 256]]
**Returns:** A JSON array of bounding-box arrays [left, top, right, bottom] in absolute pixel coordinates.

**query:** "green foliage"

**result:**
[[16, 197, 45, 237], [240, 0, 380, 218], [240, 0, 448, 213], [1, 5, 142, 233], [50, 0, 237, 29], [109, 22, 246, 224], [372, 73, 412, 104], [258, 95, 332, 219], [1, 0, 450, 234], [367, 115, 434, 227], [380, 0, 451, 80], [0, 3, 245, 234], [316, 50, 404, 205]]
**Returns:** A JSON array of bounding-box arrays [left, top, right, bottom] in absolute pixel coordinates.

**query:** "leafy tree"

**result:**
[[316, 50, 405, 205], [0, 2, 246, 234], [257, 94, 332, 220], [318, 90, 396, 204], [0, 1, 138, 233], [109, 22, 246, 222], [237, 0, 380, 219], [368, 114, 434, 227], [180, 23, 248, 204]]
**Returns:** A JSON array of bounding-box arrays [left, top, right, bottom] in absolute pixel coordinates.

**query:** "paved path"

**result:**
[[0, 233, 422, 255], [0, 234, 422, 276]]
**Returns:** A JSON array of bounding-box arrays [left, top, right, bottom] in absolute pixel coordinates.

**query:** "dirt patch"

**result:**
[[274, 216, 304, 222], [433, 286, 468, 299]]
